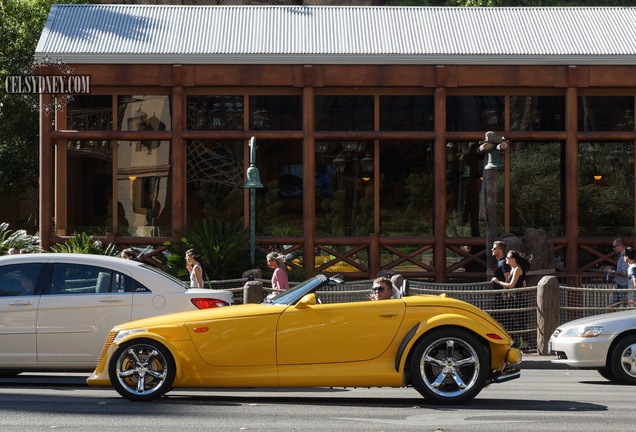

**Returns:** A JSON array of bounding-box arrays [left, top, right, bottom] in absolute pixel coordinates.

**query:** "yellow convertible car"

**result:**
[[88, 275, 521, 404]]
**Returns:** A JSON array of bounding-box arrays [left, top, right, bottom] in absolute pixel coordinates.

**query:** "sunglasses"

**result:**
[[372, 286, 386, 293]]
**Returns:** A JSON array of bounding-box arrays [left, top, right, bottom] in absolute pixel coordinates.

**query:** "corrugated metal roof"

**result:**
[[35, 5, 636, 65]]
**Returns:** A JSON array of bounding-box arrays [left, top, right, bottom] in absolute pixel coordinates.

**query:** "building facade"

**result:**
[[35, 5, 636, 281]]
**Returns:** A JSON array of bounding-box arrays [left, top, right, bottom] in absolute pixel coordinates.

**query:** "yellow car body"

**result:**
[[88, 275, 521, 403]]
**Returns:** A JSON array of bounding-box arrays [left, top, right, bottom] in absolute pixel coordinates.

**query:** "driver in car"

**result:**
[[371, 277, 400, 301]]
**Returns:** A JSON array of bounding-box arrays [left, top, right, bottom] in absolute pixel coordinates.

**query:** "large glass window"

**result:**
[[186, 140, 244, 226], [380, 141, 433, 235], [254, 140, 303, 236], [578, 96, 634, 131], [117, 140, 171, 237], [186, 95, 243, 130], [66, 95, 113, 130], [315, 96, 374, 131], [506, 141, 564, 236], [379, 96, 434, 131], [249, 96, 302, 130], [578, 142, 634, 236], [66, 140, 113, 235], [118, 95, 172, 132], [510, 96, 565, 131], [315, 141, 374, 236], [447, 96, 505, 131], [446, 141, 486, 237]]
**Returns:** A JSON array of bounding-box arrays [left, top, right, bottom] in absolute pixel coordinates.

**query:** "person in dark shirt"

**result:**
[[492, 241, 510, 290]]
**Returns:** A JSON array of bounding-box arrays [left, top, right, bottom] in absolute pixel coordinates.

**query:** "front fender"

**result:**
[[395, 312, 511, 374], [87, 331, 183, 387]]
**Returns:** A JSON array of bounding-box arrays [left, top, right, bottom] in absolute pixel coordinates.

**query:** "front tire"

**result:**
[[109, 338, 176, 401], [609, 334, 636, 385], [410, 328, 490, 404], [597, 366, 618, 382]]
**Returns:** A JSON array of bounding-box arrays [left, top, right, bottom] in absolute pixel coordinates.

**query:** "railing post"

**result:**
[[536, 275, 560, 355], [243, 280, 263, 304]]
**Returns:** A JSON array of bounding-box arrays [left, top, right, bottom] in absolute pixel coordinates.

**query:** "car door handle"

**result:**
[[379, 313, 397, 318], [9, 301, 32, 306], [99, 298, 123, 303]]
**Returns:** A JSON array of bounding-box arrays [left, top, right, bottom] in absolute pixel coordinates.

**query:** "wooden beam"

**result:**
[[40, 94, 53, 250], [434, 87, 447, 282]]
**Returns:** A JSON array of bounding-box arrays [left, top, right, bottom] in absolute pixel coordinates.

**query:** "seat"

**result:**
[[96, 272, 112, 293]]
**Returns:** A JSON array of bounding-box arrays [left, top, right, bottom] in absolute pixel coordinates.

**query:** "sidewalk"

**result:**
[[519, 353, 573, 370]]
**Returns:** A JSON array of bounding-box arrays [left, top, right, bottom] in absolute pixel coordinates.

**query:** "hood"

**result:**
[[559, 310, 636, 333], [112, 302, 286, 332]]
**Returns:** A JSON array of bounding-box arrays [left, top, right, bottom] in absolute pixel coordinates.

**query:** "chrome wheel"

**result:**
[[109, 339, 175, 401], [410, 328, 489, 404]]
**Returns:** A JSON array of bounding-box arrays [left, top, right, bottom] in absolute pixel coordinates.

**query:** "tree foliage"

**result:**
[[0, 0, 91, 197]]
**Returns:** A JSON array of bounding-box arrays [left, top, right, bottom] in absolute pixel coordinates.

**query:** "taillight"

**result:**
[[191, 298, 229, 309]]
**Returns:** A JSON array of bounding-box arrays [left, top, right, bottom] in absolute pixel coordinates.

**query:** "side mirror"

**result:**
[[295, 293, 317, 309]]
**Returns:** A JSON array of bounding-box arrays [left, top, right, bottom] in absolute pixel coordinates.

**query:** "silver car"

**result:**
[[0, 253, 232, 373], [549, 310, 636, 384]]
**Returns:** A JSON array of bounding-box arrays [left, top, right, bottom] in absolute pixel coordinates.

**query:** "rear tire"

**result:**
[[109, 338, 175, 401], [410, 328, 490, 404]]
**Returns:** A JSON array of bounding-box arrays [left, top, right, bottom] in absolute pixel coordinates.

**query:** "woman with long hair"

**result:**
[[185, 249, 206, 288], [267, 251, 289, 293]]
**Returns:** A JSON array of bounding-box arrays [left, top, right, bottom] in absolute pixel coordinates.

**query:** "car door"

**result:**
[[0, 263, 43, 363], [36, 263, 133, 364], [276, 298, 405, 365]]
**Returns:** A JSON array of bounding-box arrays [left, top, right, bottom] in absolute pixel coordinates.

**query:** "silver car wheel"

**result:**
[[109, 339, 175, 401], [419, 337, 481, 398], [619, 343, 636, 378]]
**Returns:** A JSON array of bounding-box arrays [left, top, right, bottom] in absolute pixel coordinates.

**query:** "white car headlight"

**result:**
[[561, 326, 603, 338], [114, 329, 147, 344]]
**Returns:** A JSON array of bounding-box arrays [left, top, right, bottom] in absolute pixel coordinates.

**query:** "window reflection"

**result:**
[[507, 141, 564, 236], [66, 140, 113, 235], [447, 96, 504, 132], [255, 140, 303, 236], [510, 96, 564, 131], [315, 96, 374, 131], [117, 140, 171, 237], [578, 142, 634, 236], [117, 95, 171, 132], [66, 95, 113, 130], [578, 96, 634, 131], [186, 95, 244, 130], [186, 140, 244, 226], [379, 96, 434, 131], [380, 141, 433, 235], [315, 141, 374, 236], [446, 141, 485, 237], [249, 96, 302, 130]]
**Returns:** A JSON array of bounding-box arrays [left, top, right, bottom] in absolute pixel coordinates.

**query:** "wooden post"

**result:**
[[434, 86, 447, 282], [536, 275, 560, 355], [171, 83, 186, 234], [40, 93, 53, 251], [302, 68, 316, 279], [243, 280, 263, 304]]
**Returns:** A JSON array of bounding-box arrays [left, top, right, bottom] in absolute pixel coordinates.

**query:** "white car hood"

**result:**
[[559, 310, 636, 334]]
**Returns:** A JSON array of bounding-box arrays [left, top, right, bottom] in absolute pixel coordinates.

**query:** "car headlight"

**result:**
[[113, 328, 147, 344], [561, 326, 604, 338]]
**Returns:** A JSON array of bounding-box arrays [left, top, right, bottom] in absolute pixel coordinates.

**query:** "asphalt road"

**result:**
[[0, 367, 632, 432]]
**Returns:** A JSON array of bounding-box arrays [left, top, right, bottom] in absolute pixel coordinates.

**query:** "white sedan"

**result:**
[[549, 310, 636, 384], [0, 253, 232, 373]]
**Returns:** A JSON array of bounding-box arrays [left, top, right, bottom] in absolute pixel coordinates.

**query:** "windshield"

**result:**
[[266, 275, 330, 305]]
